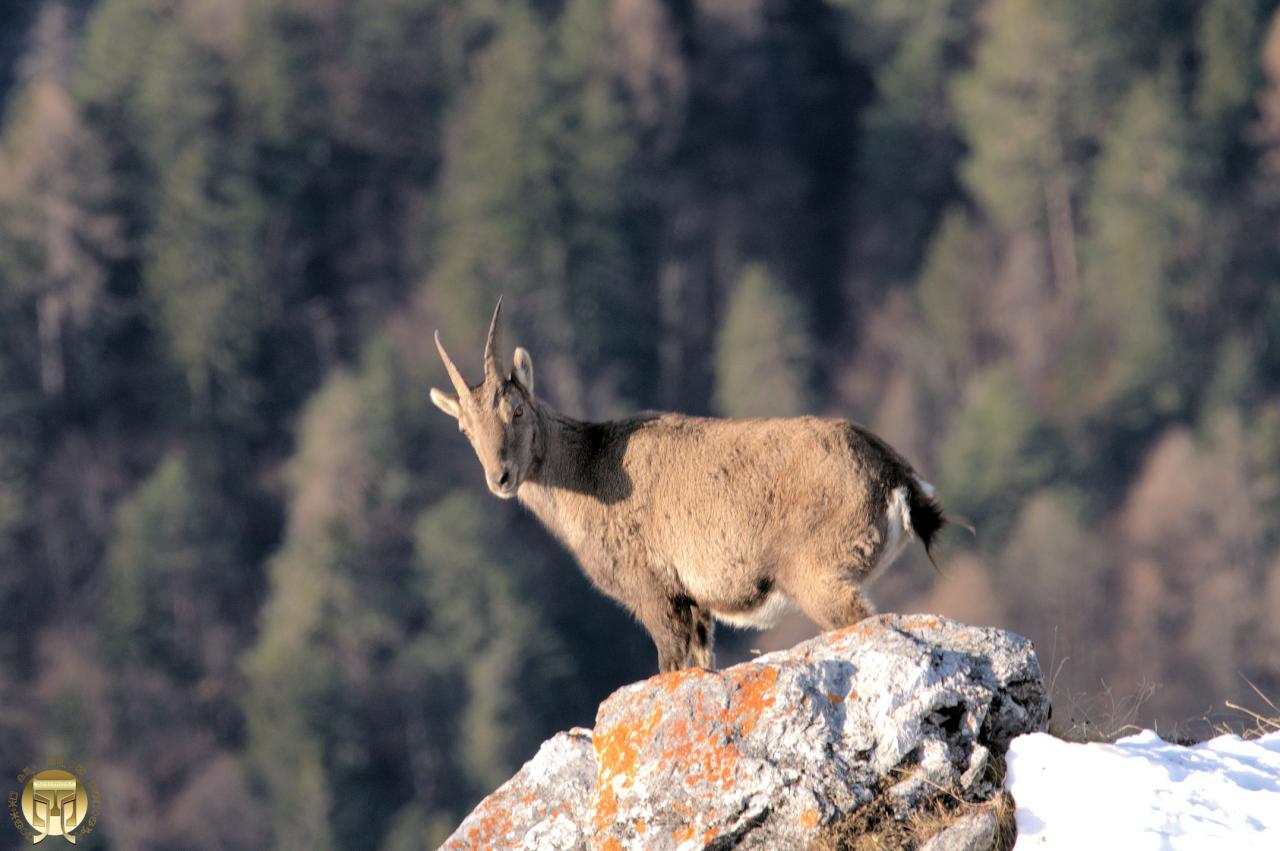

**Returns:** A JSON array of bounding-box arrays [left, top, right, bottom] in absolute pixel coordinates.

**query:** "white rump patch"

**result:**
[[915, 477, 936, 499], [713, 591, 800, 630], [865, 485, 914, 587]]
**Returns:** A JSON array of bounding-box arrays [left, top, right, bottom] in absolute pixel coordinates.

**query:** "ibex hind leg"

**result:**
[[786, 559, 877, 631], [790, 490, 912, 630], [794, 582, 875, 631]]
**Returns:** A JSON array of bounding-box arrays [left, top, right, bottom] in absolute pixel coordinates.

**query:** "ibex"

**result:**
[[430, 299, 952, 673]]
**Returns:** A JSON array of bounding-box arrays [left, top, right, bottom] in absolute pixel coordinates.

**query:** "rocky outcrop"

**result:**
[[441, 614, 1049, 851], [445, 729, 596, 850]]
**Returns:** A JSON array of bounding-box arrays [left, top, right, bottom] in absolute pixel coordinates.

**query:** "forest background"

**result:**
[[2, 0, 1280, 848]]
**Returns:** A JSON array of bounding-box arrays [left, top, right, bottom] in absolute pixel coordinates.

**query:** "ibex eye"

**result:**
[[514, 404, 525, 418]]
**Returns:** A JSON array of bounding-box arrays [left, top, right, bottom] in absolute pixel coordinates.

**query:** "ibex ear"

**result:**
[[512, 347, 534, 395], [430, 387, 461, 419]]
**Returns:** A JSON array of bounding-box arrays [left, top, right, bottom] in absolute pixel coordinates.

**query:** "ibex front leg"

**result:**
[[635, 594, 699, 674], [690, 605, 715, 670]]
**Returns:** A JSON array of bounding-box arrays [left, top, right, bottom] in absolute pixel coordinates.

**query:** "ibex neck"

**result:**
[[526, 405, 593, 493], [518, 404, 617, 542]]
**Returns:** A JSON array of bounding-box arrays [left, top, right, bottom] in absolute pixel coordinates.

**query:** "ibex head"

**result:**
[[430, 298, 537, 499]]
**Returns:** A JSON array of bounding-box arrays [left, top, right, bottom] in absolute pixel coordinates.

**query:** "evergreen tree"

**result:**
[[0, 36, 119, 401], [917, 207, 999, 378], [137, 24, 266, 420], [77, 0, 166, 140], [714, 263, 813, 418], [550, 0, 656, 407], [244, 364, 397, 851], [0, 10, 122, 667], [939, 366, 1050, 539], [843, 0, 980, 278], [999, 489, 1107, 699], [949, 0, 1136, 319], [147, 151, 265, 414], [97, 450, 268, 849], [409, 491, 572, 806], [102, 454, 244, 676], [1195, 0, 1266, 171], [951, 0, 1112, 232], [431, 6, 563, 337], [431, 0, 651, 412], [1074, 73, 1206, 422]]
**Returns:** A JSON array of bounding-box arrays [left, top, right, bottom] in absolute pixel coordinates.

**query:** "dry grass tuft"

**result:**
[[1049, 675, 1280, 745], [1047, 679, 1157, 743], [1218, 677, 1280, 741]]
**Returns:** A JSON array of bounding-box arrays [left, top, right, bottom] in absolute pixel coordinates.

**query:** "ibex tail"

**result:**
[[908, 478, 970, 573]]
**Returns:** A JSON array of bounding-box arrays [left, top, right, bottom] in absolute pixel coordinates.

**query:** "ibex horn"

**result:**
[[434, 331, 470, 397], [483, 296, 503, 382]]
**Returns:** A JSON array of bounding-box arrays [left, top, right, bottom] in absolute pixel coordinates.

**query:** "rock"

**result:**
[[442, 614, 1049, 851], [959, 744, 992, 799], [886, 738, 959, 819], [591, 614, 1046, 850], [441, 728, 595, 851], [919, 807, 998, 851]]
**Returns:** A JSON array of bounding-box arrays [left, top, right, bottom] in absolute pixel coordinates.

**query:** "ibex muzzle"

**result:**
[[431, 299, 952, 674]]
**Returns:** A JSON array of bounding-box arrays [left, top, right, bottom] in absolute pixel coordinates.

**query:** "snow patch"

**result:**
[[1006, 729, 1280, 849]]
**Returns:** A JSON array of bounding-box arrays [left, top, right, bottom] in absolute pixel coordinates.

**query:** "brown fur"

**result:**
[[431, 301, 951, 673]]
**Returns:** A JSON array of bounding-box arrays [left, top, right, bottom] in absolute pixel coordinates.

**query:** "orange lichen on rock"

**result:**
[[655, 665, 781, 793], [730, 665, 778, 736], [634, 818, 646, 835], [801, 808, 821, 829], [600, 837, 623, 851], [828, 619, 885, 643], [829, 613, 946, 644], [593, 705, 663, 831], [903, 614, 943, 631], [461, 804, 515, 849], [657, 666, 711, 694]]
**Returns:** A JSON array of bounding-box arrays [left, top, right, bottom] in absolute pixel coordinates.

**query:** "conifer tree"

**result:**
[[0, 12, 119, 400], [939, 366, 1049, 538], [714, 263, 813, 418], [845, 0, 980, 276], [952, 0, 1109, 232], [431, 0, 650, 411], [102, 455, 242, 676], [917, 208, 998, 378], [1076, 73, 1206, 421], [1195, 0, 1266, 170]]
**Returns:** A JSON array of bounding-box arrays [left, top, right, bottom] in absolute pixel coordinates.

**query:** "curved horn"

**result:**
[[483, 296, 503, 382], [434, 330, 470, 397]]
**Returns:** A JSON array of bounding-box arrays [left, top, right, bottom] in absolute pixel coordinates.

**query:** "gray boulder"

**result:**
[[918, 806, 999, 851], [440, 614, 1049, 850], [441, 729, 595, 851]]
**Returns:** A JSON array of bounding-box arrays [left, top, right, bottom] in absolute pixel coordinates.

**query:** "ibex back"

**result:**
[[430, 299, 951, 673]]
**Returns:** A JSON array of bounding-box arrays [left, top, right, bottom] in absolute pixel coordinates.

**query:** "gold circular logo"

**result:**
[[20, 769, 86, 843]]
